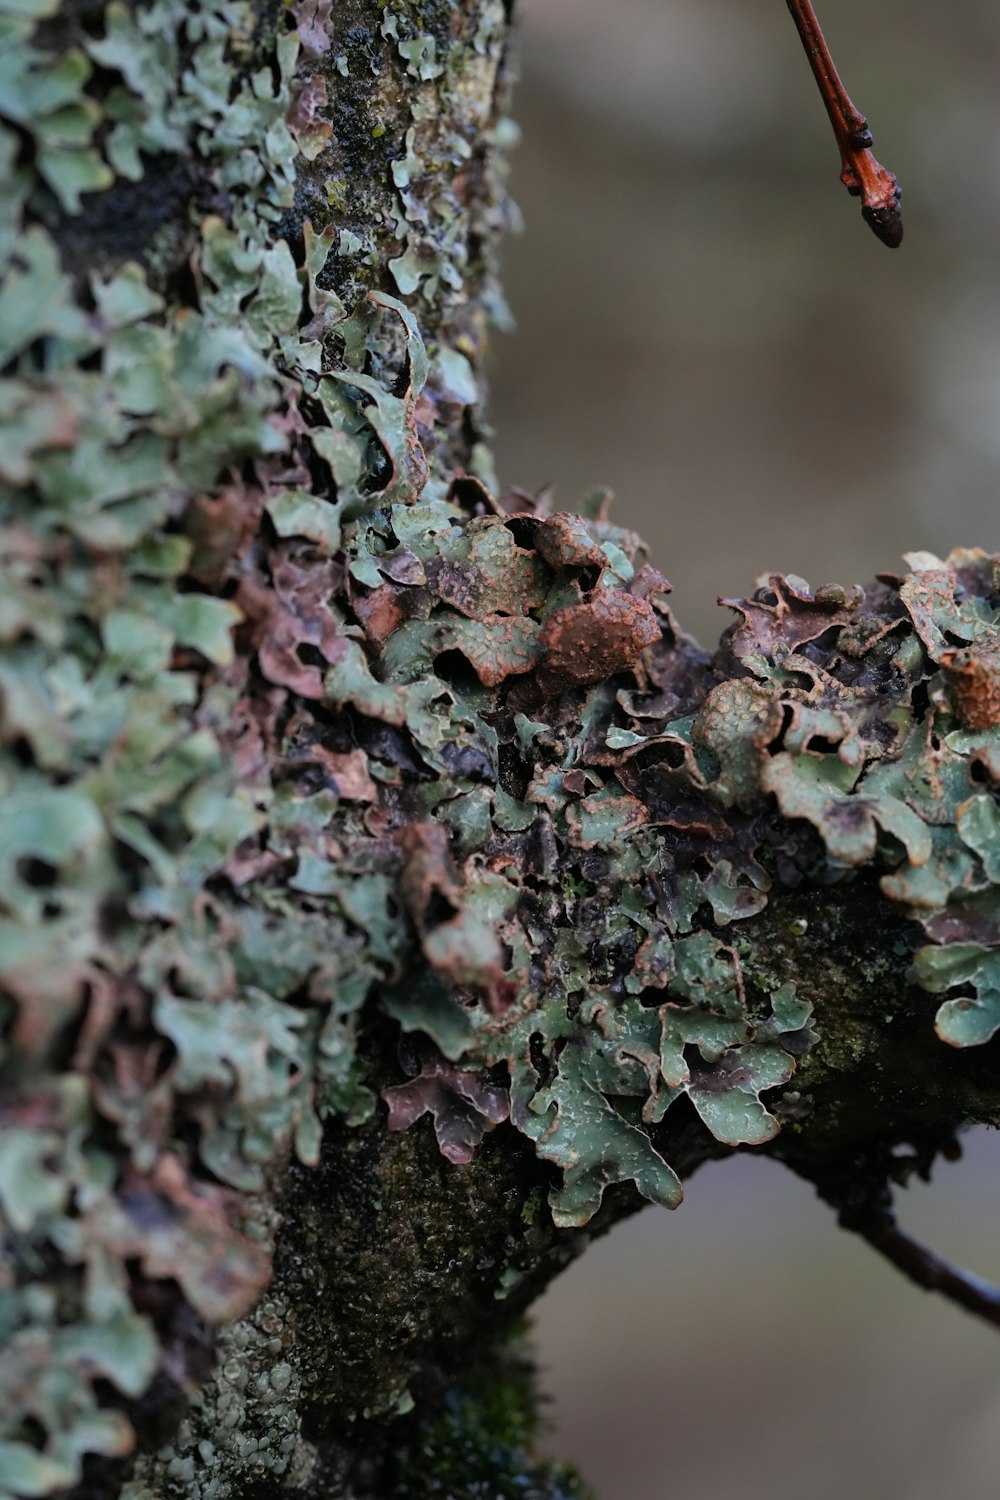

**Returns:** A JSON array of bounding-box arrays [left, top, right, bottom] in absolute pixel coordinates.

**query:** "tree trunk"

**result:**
[[1, 2, 999, 1498]]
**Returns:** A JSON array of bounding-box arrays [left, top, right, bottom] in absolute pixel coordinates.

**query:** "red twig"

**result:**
[[785, 0, 902, 247]]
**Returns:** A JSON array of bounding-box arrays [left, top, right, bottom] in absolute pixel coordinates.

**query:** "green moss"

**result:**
[[373, 1341, 594, 1500]]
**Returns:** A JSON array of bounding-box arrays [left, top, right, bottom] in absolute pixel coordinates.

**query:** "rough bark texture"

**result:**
[[1, 3, 999, 1500]]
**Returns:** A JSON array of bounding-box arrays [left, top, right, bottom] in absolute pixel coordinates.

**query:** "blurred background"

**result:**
[[492, 0, 1000, 641], [488, 1, 1000, 1494]]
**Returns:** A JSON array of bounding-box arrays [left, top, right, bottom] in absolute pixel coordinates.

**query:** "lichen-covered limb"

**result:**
[[2, 2, 1000, 1498]]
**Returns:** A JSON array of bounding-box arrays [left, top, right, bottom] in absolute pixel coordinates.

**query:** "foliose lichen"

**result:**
[[2, 0, 1000, 1494]]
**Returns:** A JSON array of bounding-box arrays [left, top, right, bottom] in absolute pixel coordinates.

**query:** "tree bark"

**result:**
[[1, 3, 999, 1499]]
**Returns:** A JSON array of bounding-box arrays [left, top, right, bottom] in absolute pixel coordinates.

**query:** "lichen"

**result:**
[[129, 1284, 305, 1498], [3, 0, 1000, 1494]]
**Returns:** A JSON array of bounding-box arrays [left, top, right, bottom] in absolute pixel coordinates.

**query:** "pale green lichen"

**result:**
[[0, 0, 354, 1489], [131, 1288, 306, 1498]]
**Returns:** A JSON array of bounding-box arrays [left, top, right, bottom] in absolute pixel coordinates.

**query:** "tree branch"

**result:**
[[860, 1216, 1000, 1329], [1, 4, 999, 1499]]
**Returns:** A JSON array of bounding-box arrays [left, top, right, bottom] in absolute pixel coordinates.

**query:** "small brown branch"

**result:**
[[858, 1214, 1000, 1330], [785, 0, 903, 247], [782, 1135, 1000, 1336]]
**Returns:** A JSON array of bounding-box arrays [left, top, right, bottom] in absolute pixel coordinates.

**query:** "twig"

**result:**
[[857, 1213, 1000, 1329], [785, 0, 903, 247]]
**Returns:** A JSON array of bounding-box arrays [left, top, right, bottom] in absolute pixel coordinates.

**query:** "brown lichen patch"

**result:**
[[251, 545, 347, 700], [397, 822, 509, 1008], [287, 74, 333, 160], [292, 0, 333, 58], [940, 646, 1000, 729], [719, 573, 865, 663], [427, 516, 550, 620], [350, 579, 411, 645], [120, 1154, 273, 1326], [430, 613, 543, 685], [533, 510, 606, 571], [382, 1051, 509, 1164], [537, 589, 660, 692], [184, 482, 265, 588]]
